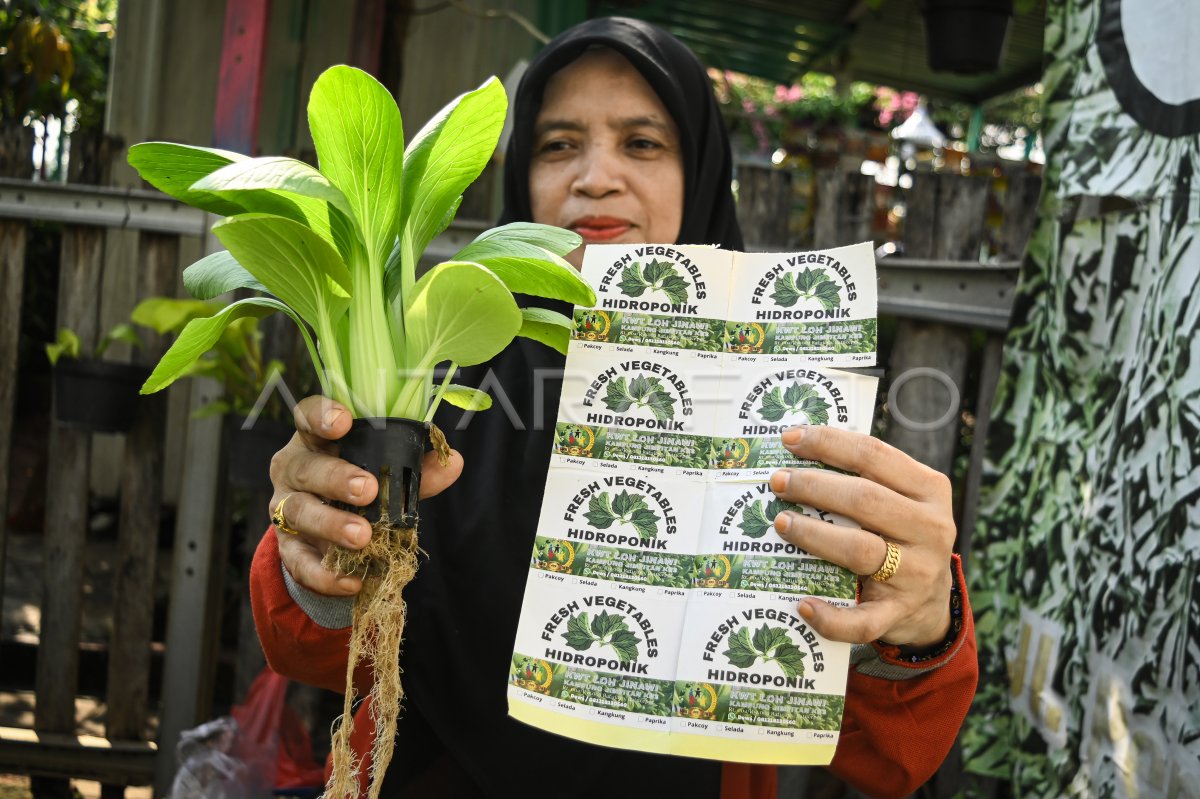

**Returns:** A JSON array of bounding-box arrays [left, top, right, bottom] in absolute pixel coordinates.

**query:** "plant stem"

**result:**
[[423, 361, 457, 422]]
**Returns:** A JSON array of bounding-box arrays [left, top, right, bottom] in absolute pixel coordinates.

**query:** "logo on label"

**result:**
[[618, 258, 690, 304], [726, 322, 766, 354], [604, 374, 677, 420], [574, 309, 613, 341], [771, 267, 842, 310], [533, 539, 577, 572], [712, 438, 752, 469], [512, 657, 555, 694], [695, 554, 733, 588], [724, 623, 807, 678], [584, 489, 660, 540], [739, 369, 848, 434], [738, 498, 789, 539], [555, 424, 596, 456], [675, 682, 720, 720], [758, 381, 830, 424]]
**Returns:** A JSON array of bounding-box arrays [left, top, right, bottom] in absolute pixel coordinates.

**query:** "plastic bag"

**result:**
[[170, 667, 325, 799]]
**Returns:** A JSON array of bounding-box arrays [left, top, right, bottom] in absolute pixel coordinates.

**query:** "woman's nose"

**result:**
[[571, 145, 626, 198]]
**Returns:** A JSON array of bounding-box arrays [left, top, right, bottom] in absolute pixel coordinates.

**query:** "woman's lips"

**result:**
[[570, 216, 633, 242]]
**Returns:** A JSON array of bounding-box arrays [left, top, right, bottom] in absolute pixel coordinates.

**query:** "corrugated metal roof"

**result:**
[[591, 0, 1046, 103]]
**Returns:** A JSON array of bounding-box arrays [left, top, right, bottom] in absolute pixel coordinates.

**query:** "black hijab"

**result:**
[[499, 15, 744, 250], [387, 18, 738, 798]]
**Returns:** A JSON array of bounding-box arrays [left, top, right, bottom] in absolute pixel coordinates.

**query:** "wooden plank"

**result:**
[[0, 220, 26, 619], [998, 170, 1043, 260], [814, 169, 874, 250], [105, 234, 179, 749], [736, 165, 792, 251], [884, 174, 989, 476], [957, 333, 1006, 569], [0, 726, 155, 785], [33, 226, 107, 799], [213, 0, 271, 154]]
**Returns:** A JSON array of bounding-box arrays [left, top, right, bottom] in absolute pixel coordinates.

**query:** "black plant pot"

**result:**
[[922, 0, 1013, 74], [226, 417, 295, 491], [53, 359, 152, 433], [337, 417, 428, 528]]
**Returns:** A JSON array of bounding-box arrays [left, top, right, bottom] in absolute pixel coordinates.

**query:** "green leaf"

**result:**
[[603, 377, 636, 413], [772, 642, 807, 679], [308, 65, 404, 267], [607, 629, 641, 663], [799, 393, 831, 425], [45, 328, 81, 365], [183, 250, 270, 299], [563, 613, 595, 651], [723, 627, 758, 669], [447, 223, 592, 306], [465, 222, 581, 258], [100, 323, 143, 355], [440, 385, 492, 411], [141, 297, 286, 393], [752, 623, 790, 656], [402, 77, 506, 276], [611, 490, 644, 518], [770, 273, 800, 307], [629, 508, 660, 540], [515, 307, 573, 355], [617, 262, 648, 296], [403, 261, 523, 368], [629, 375, 653, 401], [758, 386, 788, 422], [191, 156, 356, 225], [212, 214, 352, 327], [812, 279, 841, 310], [659, 275, 690, 304], [590, 610, 625, 639], [795, 267, 828, 294], [130, 297, 217, 335], [644, 387, 677, 421], [783, 381, 812, 408], [738, 501, 773, 539], [127, 142, 248, 216], [583, 492, 618, 529]]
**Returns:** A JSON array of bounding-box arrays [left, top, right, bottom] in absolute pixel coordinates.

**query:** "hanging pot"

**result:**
[[921, 0, 1014, 74], [225, 417, 296, 491], [52, 358, 151, 433], [336, 417, 428, 528]]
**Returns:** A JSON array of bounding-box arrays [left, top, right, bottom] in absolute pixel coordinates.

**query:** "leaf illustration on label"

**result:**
[[561, 610, 642, 662], [583, 490, 660, 539], [738, 498, 791, 539], [770, 268, 841, 310], [722, 623, 807, 677], [757, 381, 830, 424], [603, 375, 677, 420], [616, 259, 689, 304]]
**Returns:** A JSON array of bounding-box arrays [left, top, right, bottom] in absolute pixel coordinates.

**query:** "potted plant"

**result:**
[[130, 296, 300, 491], [126, 66, 595, 797], [45, 322, 150, 433], [921, 0, 1015, 74]]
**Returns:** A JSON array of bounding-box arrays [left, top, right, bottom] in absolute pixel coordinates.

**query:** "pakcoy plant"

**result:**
[[126, 66, 595, 799]]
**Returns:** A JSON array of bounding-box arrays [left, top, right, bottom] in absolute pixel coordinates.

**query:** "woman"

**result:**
[[251, 17, 976, 799]]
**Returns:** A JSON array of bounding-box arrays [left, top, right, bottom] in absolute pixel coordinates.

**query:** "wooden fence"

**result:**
[[0, 165, 1038, 798]]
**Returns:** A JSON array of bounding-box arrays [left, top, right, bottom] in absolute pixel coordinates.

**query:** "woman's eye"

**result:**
[[537, 139, 574, 155], [628, 137, 661, 151]]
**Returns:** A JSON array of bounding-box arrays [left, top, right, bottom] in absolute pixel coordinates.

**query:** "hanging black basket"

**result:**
[[52, 358, 151, 433], [921, 0, 1014, 74], [225, 416, 296, 491], [337, 417, 429, 528]]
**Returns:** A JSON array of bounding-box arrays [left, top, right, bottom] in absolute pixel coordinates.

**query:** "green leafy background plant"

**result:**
[[128, 67, 596, 421]]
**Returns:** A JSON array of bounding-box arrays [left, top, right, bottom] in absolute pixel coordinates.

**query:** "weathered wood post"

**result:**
[[884, 173, 989, 478], [101, 233, 179, 799], [33, 225, 107, 799], [737, 164, 792, 251], [813, 169, 874, 249]]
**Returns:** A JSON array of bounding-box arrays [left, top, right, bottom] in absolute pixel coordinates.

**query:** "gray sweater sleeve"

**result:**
[[281, 561, 354, 629]]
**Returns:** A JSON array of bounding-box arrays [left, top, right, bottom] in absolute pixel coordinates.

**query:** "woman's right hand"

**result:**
[[268, 395, 464, 597]]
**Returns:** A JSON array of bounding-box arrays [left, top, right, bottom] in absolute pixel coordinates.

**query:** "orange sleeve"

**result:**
[[248, 526, 372, 695], [827, 555, 978, 799]]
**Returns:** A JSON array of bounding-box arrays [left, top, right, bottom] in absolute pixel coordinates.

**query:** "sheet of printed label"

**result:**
[[508, 241, 879, 765]]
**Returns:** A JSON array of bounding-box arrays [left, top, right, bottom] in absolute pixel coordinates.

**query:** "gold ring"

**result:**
[[871, 540, 901, 583], [272, 494, 300, 535]]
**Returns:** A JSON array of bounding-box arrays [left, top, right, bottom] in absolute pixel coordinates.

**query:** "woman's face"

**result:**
[[529, 48, 685, 268]]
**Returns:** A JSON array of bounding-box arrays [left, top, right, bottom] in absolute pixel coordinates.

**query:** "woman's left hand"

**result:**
[[770, 424, 956, 648]]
